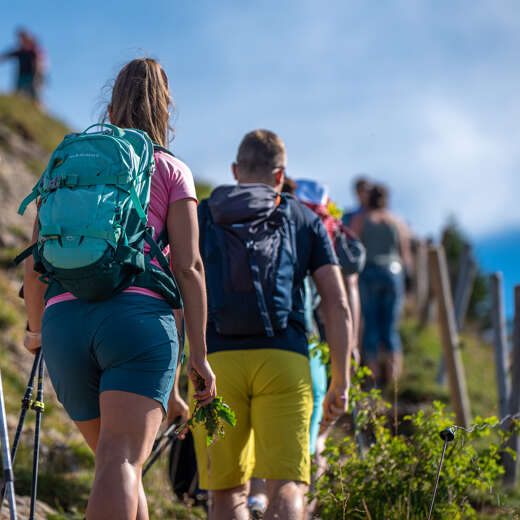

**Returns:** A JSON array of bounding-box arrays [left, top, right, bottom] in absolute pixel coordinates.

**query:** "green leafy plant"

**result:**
[[311, 366, 515, 519], [188, 396, 236, 446], [183, 373, 236, 446], [309, 337, 330, 375]]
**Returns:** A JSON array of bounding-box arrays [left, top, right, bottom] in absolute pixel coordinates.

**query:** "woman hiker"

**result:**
[[22, 58, 216, 520], [350, 183, 412, 386]]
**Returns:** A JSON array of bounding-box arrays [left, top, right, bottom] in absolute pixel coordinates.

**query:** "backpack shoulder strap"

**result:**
[[153, 144, 175, 157], [144, 228, 174, 277], [278, 194, 297, 256]]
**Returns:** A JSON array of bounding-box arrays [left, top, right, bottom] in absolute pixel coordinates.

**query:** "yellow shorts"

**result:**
[[191, 349, 313, 490]]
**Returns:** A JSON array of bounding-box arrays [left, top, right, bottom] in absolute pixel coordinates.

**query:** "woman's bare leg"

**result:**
[[75, 417, 152, 520], [84, 391, 163, 520]]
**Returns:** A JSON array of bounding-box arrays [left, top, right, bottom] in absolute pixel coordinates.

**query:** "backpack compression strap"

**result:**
[[246, 242, 275, 337]]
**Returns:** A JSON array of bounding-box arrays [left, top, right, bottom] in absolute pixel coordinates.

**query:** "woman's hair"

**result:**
[[108, 58, 173, 146], [368, 184, 388, 209]]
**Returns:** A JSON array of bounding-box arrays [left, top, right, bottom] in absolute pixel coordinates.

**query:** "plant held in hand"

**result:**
[[178, 372, 236, 446]]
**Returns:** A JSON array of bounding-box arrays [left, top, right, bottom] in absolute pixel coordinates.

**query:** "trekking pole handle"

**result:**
[[81, 123, 124, 137]]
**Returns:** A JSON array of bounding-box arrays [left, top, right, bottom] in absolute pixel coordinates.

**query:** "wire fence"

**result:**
[[428, 413, 520, 520]]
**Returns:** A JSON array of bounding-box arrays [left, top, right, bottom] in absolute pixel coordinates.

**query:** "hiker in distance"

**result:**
[[350, 183, 412, 386], [21, 58, 216, 520], [194, 130, 354, 520], [0, 28, 46, 102]]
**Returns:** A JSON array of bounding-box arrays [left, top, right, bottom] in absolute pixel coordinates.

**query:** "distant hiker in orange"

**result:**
[[0, 28, 46, 102]]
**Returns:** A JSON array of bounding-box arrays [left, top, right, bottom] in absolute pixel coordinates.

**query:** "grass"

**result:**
[[0, 274, 23, 331], [0, 246, 18, 269], [398, 316, 500, 421], [393, 315, 520, 518], [7, 224, 29, 242], [0, 94, 70, 156], [195, 182, 213, 201]]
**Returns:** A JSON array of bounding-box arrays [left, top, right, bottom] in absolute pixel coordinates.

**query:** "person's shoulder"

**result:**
[[285, 195, 320, 226], [155, 149, 191, 172], [154, 150, 194, 182]]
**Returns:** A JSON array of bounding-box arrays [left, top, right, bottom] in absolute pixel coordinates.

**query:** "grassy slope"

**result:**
[[0, 95, 70, 156]]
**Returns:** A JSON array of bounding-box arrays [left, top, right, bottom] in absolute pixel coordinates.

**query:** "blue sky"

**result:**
[[2, 1, 519, 311]]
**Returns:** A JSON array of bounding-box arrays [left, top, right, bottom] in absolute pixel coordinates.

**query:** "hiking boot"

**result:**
[[248, 496, 267, 519]]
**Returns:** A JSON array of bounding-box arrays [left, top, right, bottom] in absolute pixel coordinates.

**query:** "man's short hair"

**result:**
[[236, 130, 286, 179]]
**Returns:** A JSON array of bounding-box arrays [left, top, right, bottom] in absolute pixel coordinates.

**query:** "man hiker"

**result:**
[[193, 129, 354, 519], [0, 28, 45, 102]]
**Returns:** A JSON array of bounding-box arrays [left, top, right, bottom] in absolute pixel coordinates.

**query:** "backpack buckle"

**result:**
[[45, 176, 63, 192]]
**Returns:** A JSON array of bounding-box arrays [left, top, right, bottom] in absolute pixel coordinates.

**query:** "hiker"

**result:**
[[350, 183, 412, 385], [0, 28, 45, 102], [293, 179, 364, 517], [342, 176, 370, 226], [194, 130, 354, 520], [21, 58, 216, 520]]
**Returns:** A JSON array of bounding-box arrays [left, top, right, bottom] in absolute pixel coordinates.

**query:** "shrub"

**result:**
[[312, 366, 513, 519]]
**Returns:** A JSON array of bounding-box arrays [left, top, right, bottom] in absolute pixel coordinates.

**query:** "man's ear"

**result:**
[[275, 168, 285, 188], [232, 162, 239, 181]]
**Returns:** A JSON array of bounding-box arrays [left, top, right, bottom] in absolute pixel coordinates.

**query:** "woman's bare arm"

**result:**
[[343, 273, 361, 361], [23, 217, 46, 352], [166, 198, 216, 405]]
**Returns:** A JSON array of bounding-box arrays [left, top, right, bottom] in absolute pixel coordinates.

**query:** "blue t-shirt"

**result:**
[[202, 197, 338, 357]]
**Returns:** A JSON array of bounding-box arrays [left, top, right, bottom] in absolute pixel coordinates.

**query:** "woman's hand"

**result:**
[[166, 391, 190, 439], [319, 381, 349, 434], [188, 355, 216, 406], [167, 392, 190, 426], [23, 328, 41, 354]]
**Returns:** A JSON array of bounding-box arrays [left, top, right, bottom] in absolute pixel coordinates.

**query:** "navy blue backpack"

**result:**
[[199, 186, 297, 337]]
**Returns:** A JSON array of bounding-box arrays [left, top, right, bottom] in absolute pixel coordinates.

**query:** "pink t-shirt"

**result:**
[[46, 150, 197, 307]]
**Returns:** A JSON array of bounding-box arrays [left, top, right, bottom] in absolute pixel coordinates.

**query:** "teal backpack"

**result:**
[[16, 123, 181, 308]]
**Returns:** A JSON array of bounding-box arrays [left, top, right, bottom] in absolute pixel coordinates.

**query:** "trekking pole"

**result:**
[[143, 422, 178, 476], [351, 404, 365, 457], [29, 356, 44, 520], [0, 370, 17, 520], [0, 350, 41, 511]]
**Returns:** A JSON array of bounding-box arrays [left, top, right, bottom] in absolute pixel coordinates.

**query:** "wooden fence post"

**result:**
[[436, 243, 476, 385], [490, 273, 511, 420], [429, 246, 471, 427], [504, 285, 520, 486], [453, 243, 477, 331], [415, 240, 429, 319]]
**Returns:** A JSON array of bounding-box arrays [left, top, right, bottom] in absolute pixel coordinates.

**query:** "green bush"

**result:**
[[312, 367, 512, 519]]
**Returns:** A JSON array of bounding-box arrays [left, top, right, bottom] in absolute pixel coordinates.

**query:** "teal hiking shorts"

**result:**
[[42, 293, 179, 422]]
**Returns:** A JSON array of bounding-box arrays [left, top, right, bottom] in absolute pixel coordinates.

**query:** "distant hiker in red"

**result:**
[[0, 28, 46, 102]]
